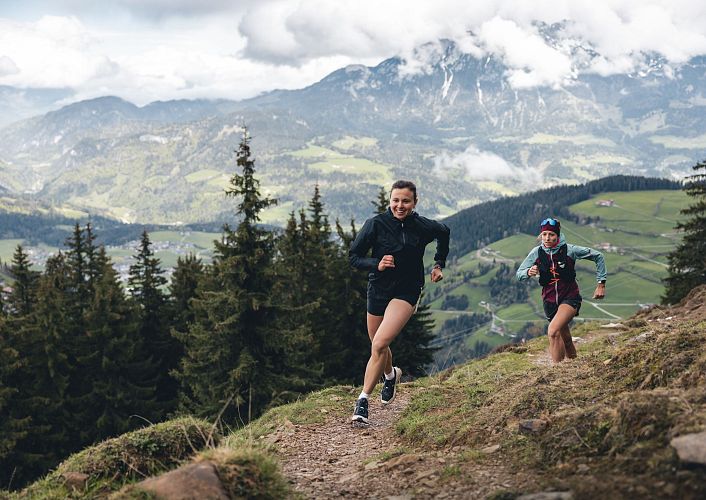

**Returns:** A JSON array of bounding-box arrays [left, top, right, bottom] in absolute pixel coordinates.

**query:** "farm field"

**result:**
[[425, 190, 689, 359]]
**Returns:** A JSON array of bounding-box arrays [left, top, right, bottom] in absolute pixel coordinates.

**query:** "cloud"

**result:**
[[3, 1, 706, 106], [237, 0, 706, 84], [434, 145, 542, 185], [0, 56, 19, 76]]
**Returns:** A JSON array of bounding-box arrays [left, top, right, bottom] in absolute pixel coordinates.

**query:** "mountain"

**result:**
[[1, 38, 706, 223]]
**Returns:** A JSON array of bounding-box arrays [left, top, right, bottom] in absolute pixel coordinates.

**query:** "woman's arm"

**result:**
[[516, 247, 539, 281], [432, 221, 450, 269], [568, 244, 607, 299], [349, 218, 380, 271]]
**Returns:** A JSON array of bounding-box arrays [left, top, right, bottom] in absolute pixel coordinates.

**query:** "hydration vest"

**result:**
[[537, 244, 576, 286]]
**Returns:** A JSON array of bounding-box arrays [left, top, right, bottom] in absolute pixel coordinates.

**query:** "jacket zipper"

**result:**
[[401, 222, 406, 245], [551, 251, 559, 303]]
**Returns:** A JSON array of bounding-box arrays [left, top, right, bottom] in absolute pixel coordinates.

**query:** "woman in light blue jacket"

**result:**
[[517, 218, 606, 363]]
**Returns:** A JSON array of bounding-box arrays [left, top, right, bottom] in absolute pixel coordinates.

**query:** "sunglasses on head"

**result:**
[[541, 218, 558, 226]]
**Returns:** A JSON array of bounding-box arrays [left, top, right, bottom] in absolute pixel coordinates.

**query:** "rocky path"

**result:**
[[274, 389, 538, 499]]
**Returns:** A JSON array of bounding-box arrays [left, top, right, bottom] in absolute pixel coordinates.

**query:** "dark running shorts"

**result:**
[[367, 283, 422, 316], [543, 297, 582, 322]]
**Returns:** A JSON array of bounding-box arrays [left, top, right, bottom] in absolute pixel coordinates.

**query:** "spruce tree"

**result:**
[[128, 230, 175, 415], [80, 248, 157, 441], [176, 130, 304, 423], [0, 314, 29, 489], [7, 254, 72, 486], [168, 253, 204, 336], [7, 245, 39, 317], [333, 219, 371, 383], [663, 160, 706, 303]]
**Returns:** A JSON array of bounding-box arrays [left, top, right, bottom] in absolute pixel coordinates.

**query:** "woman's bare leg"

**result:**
[[547, 304, 577, 363], [559, 324, 577, 359], [367, 313, 393, 376], [363, 300, 414, 394]]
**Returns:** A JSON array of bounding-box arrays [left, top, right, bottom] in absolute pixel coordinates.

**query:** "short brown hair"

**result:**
[[390, 180, 417, 202]]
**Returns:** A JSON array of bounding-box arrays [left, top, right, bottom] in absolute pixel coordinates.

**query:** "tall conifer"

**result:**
[[664, 160, 706, 303], [128, 230, 175, 414], [176, 130, 304, 423]]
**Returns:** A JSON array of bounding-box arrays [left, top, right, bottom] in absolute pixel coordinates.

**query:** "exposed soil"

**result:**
[[274, 391, 541, 499]]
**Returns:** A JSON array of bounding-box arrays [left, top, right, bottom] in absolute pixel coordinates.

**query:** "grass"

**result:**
[[332, 136, 378, 149], [184, 169, 223, 183], [11, 418, 215, 499], [308, 158, 392, 184], [396, 300, 706, 497], [0, 239, 24, 262]]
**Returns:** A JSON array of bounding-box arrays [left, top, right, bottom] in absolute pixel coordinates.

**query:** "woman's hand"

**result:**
[[593, 283, 606, 299], [431, 266, 443, 282], [527, 265, 539, 277], [377, 255, 395, 272]]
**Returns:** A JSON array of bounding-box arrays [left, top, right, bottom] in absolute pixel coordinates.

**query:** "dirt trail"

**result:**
[[274, 390, 538, 499]]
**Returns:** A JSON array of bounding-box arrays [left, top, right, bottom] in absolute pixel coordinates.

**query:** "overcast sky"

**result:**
[[2, 0, 706, 106]]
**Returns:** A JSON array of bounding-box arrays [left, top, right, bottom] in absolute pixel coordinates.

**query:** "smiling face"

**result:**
[[540, 230, 559, 247], [390, 187, 416, 220]]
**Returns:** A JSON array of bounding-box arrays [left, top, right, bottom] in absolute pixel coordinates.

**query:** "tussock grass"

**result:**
[[9, 418, 215, 499], [225, 385, 355, 449], [199, 448, 289, 500], [397, 293, 706, 498]]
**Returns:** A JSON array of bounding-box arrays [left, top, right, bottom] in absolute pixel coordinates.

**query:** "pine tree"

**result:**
[[168, 254, 204, 335], [6, 254, 73, 487], [128, 230, 175, 415], [374, 185, 388, 214], [7, 245, 39, 317], [176, 130, 303, 423], [664, 160, 706, 303], [333, 219, 371, 383], [0, 313, 30, 489], [79, 248, 157, 441]]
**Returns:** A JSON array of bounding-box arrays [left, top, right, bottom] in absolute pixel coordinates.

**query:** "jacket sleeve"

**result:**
[[349, 218, 380, 271], [432, 221, 450, 268], [516, 247, 539, 281], [568, 244, 607, 282]]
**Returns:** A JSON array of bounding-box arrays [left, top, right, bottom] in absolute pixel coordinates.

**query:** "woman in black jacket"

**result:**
[[349, 180, 450, 424]]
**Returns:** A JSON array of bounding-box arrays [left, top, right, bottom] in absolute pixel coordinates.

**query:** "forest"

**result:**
[[0, 134, 437, 489]]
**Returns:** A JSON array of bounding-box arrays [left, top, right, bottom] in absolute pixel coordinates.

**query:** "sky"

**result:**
[[2, 0, 706, 106]]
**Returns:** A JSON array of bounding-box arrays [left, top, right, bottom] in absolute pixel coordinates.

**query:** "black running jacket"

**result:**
[[349, 209, 450, 290]]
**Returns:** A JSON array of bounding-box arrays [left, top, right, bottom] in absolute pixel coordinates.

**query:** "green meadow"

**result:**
[[425, 190, 690, 354]]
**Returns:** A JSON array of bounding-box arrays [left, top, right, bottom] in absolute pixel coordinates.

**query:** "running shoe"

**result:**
[[351, 397, 369, 424], [380, 367, 402, 405]]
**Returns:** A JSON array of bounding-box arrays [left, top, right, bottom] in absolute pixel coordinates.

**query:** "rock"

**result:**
[[603, 358, 613, 365], [414, 469, 437, 481], [481, 444, 501, 454], [576, 464, 590, 473], [517, 492, 573, 500], [135, 461, 228, 500], [628, 331, 655, 343], [602, 323, 626, 329], [62, 472, 89, 491], [671, 431, 706, 464], [364, 460, 381, 470], [519, 419, 548, 434], [386, 454, 422, 468]]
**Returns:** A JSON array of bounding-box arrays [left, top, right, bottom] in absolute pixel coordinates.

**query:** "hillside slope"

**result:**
[[9, 287, 706, 499]]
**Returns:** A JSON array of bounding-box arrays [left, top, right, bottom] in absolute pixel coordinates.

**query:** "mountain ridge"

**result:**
[[1, 39, 706, 223]]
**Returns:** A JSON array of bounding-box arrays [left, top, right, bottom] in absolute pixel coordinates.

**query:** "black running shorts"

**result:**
[[367, 283, 422, 316], [543, 297, 582, 322]]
